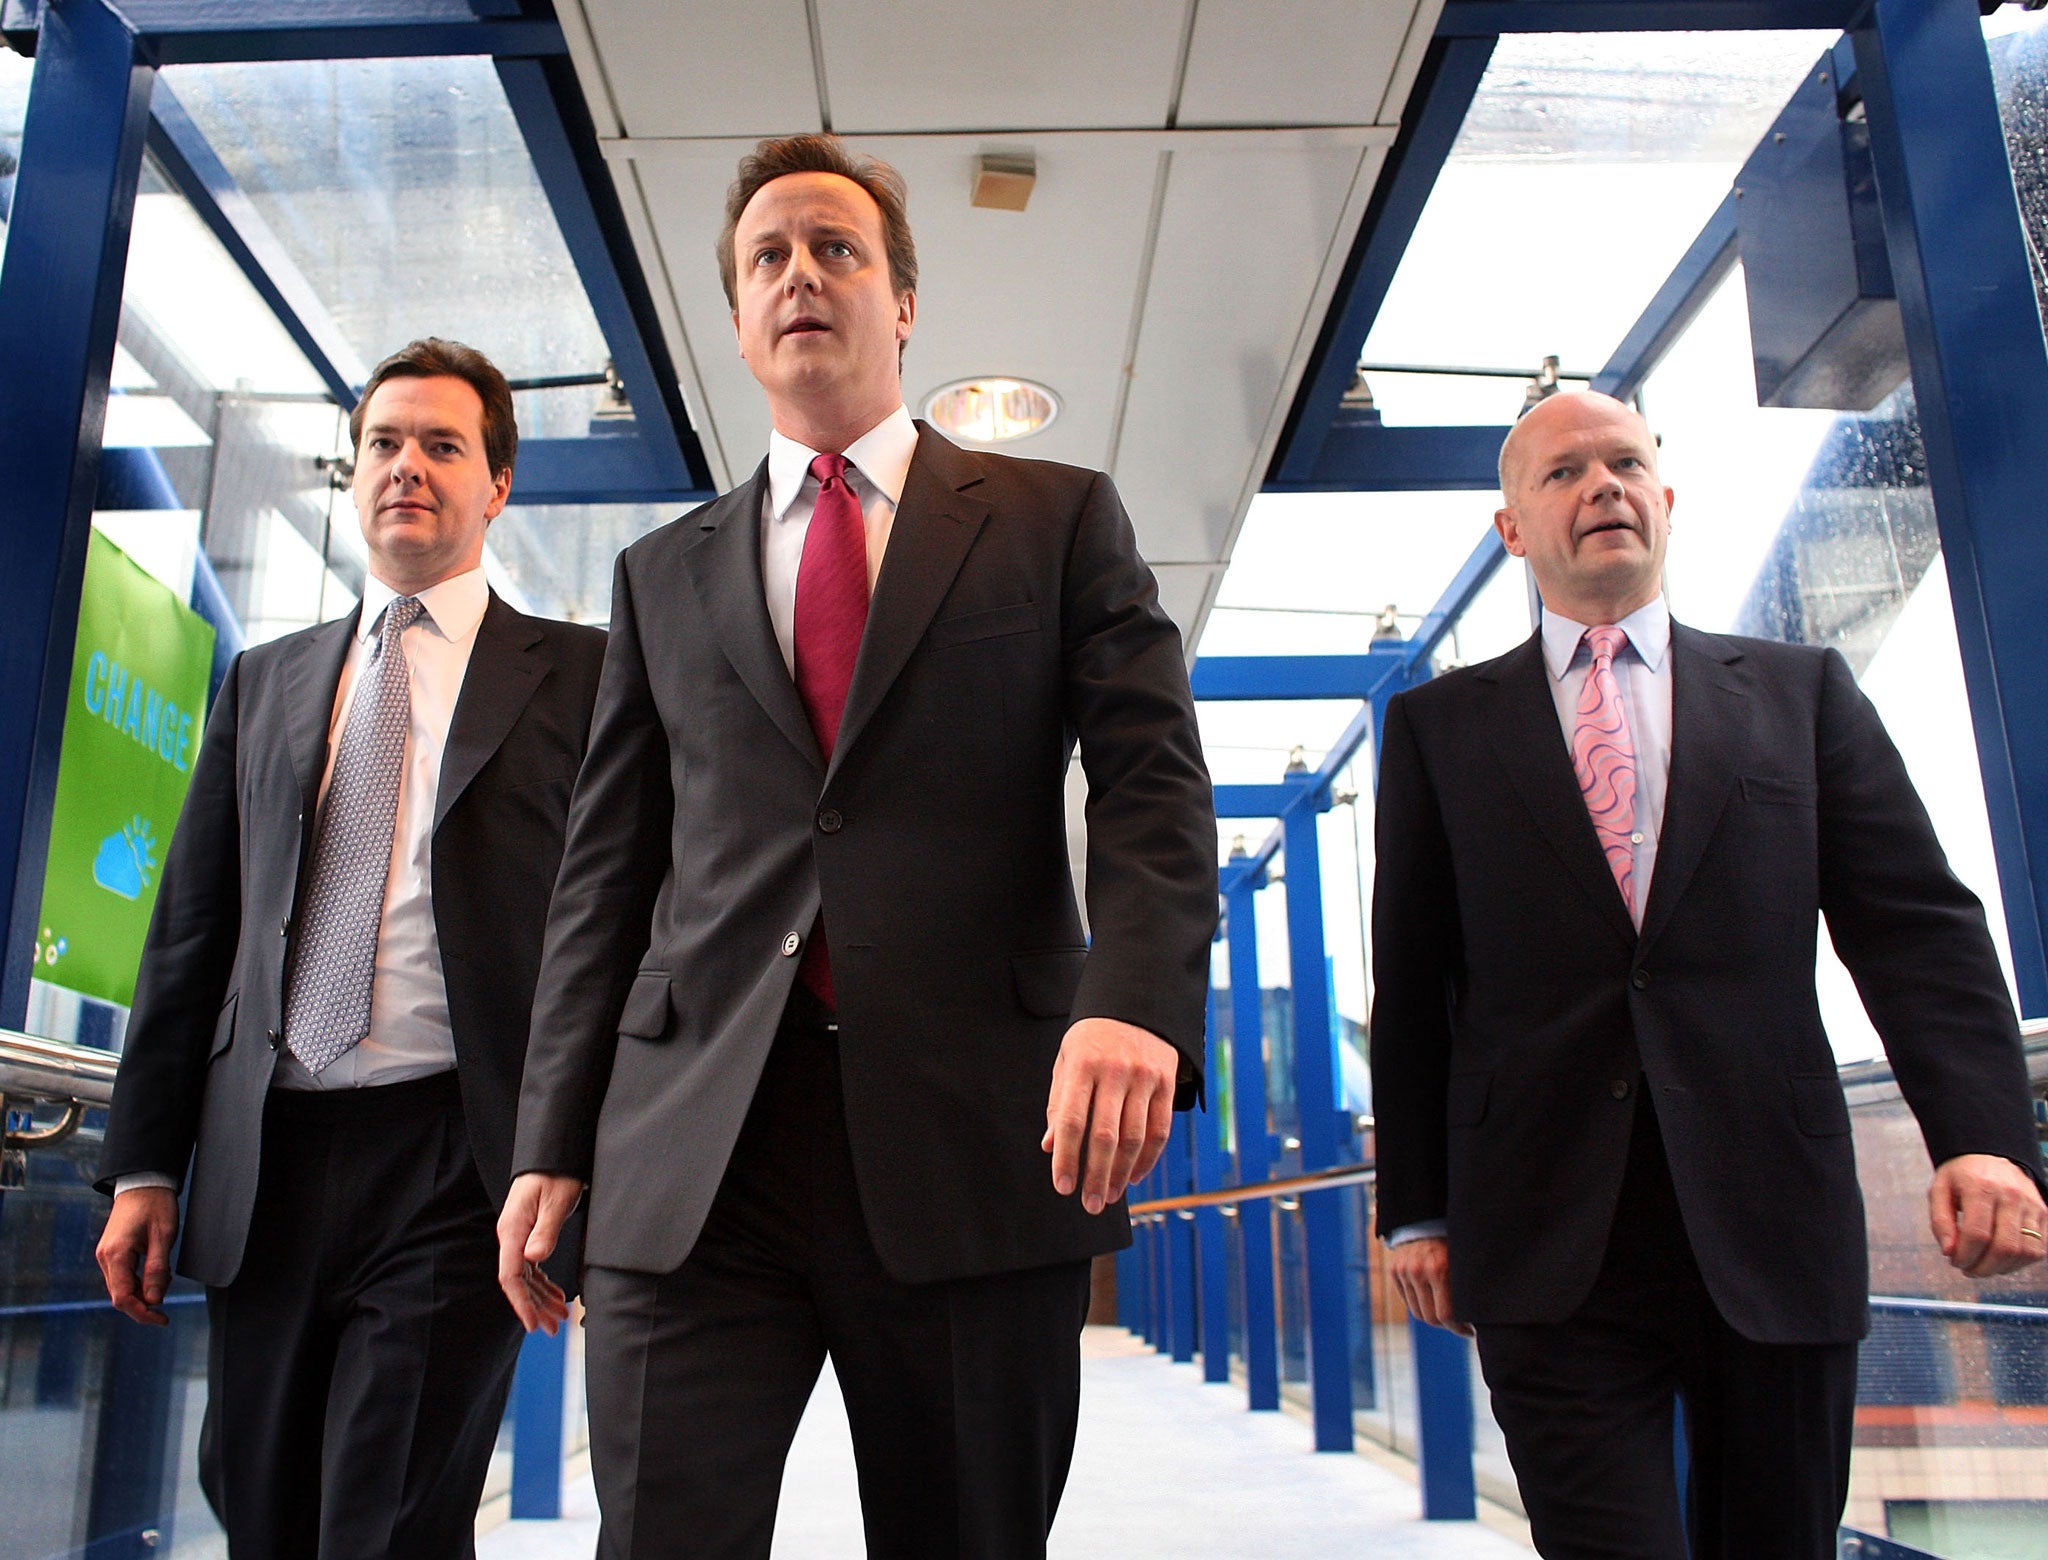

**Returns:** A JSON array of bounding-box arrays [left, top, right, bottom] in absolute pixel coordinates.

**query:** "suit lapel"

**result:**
[[283, 611, 358, 812], [829, 426, 989, 783], [1481, 635, 1639, 948], [1637, 624, 1748, 949], [683, 462, 824, 768], [434, 593, 550, 834]]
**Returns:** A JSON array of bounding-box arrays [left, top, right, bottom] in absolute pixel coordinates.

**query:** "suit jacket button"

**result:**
[[1630, 968, 1651, 990], [817, 809, 843, 834], [782, 933, 801, 957], [266, 1028, 281, 1049], [279, 917, 290, 937], [1610, 1078, 1631, 1100]]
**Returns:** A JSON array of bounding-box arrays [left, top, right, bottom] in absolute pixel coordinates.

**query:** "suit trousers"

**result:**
[[581, 1008, 1095, 1559], [200, 1071, 524, 1560], [1473, 1086, 1857, 1560]]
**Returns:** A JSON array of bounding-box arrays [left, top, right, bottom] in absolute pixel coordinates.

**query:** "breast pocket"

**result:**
[[617, 969, 673, 1040], [928, 600, 1039, 649], [209, 992, 240, 1062]]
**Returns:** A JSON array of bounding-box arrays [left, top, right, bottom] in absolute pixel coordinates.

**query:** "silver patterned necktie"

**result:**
[[283, 595, 424, 1074]]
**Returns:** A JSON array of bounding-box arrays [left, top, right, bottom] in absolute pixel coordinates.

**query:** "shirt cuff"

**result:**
[[1384, 1218, 1448, 1247], [113, 1173, 179, 1197]]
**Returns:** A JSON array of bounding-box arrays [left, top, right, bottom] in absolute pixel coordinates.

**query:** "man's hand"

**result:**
[[1388, 1236, 1472, 1336], [96, 1187, 180, 1326], [496, 1172, 582, 1334], [1931, 1153, 2048, 1278], [1042, 1016, 1179, 1215]]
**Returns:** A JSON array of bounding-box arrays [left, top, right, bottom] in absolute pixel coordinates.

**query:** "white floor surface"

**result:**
[[478, 1326, 1531, 1558]]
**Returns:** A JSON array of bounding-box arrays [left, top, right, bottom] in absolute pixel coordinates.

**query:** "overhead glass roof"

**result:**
[[1360, 28, 1840, 423], [159, 56, 614, 438]]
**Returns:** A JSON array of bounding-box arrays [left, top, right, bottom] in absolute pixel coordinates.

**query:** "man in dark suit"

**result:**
[[1369, 389, 2047, 1557], [495, 134, 1216, 1556], [95, 338, 606, 1558]]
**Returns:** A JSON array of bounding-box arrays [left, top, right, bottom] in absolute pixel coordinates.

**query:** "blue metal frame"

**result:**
[[1270, 422, 1509, 494], [1410, 1319, 1477, 1519], [1269, 36, 1497, 488], [1195, 980, 1234, 1384], [1435, 0, 1865, 33], [1223, 869, 1281, 1410], [1851, 0, 2048, 1014], [1591, 193, 1740, 404], [509, 1325, 568, 1520], [116, 1, 567, 65], [1165, 1113, 1199, 1364], [0, 0, 155, 1028]]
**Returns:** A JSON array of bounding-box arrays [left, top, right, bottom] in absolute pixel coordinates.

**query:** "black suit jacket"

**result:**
[[513, 425, 1217, 1284], [1369, 623, 2044, 1345], [97, 592, 607, 1287]]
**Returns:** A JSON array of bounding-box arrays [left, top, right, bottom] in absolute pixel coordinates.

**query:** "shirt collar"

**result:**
[[1540, 593, 1671, 681], [766, 404, 918, 520], [357, 565, 489, 644]]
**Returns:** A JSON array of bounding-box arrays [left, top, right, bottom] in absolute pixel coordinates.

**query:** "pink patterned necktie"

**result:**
[[792, 452, 870, 1006], [1572, 624, 1638, 917]]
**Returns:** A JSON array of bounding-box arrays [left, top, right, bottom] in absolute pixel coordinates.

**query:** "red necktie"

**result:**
[[1571, 625, 1639, 918], [792, 452, 870, 1005]]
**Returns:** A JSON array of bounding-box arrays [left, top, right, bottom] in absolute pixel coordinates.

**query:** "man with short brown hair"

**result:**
[[499, 134, 1216, 1555], [97, 339, 606, 1557]]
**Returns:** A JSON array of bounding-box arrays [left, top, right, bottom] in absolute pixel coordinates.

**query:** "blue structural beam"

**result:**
[[145, 82, 365, 408], [1193, 656, 1386, 702], [1280, 784, 1354, 1451], [509, 435, 714, 508], [1854, 0, 2048, 1013], [1410, 1319, 1478, 1519], [495, 57, 713, 494], [1213, 784, 1304, 821], [107, 1, 566, 64], [1165, 1115, 1198, 1365], [1592, 193, 1740, 405], [0, 0, 154, 1027], [509, 1325, 568, 1519], [1436, 0, 1862, 32], [1270, 36, 1495, 487], [1196, 981, 1233, 1384], [1224, 871, 1280, 1411], [1272, 422, 1511, 494]]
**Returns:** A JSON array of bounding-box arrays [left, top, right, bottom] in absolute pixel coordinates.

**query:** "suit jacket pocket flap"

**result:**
[[1790, 1072, 1851, 1136], [929, 600, 1038, 649], [1742, 775, 1818, 806], [208, 992, 240, 1060], [617, 970, 672, 1039], [1446, 1070, 1492, 1127], [1011, 948, 1088, 1019]]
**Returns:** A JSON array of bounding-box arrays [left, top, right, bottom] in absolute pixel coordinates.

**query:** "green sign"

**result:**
[[34, 530, 216, 1007]]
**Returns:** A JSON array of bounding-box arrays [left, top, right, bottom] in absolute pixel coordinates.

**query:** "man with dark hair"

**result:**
[[96, 338, 607, 1557], [1370, 390, 2046, 1557], [498, 134, 1216, 1554]]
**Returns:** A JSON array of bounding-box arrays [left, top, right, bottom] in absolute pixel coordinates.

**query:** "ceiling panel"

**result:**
[[581, 0, 820, 138], [1112, 134, 1384, 565], [816, 0, 1187, 132], [1178, 0, 1424, 127]]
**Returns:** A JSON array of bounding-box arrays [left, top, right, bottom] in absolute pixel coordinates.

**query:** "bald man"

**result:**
[[1368, 392, 2046, 1558]]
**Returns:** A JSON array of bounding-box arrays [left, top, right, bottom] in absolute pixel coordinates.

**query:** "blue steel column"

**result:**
[[510, 1327, 568, 1518], [1410, 1321, 1477, 1520], [1195, 980, 1233, 1382], [1281, 783, 1353, 1451], [1225, 872, 1280, 1410], [1854, 0, 2048, 1014], [0, 0, 156, 1027], [1165, 1113, 1198, 1363]]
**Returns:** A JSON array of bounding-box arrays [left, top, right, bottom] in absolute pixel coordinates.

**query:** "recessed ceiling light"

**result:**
[[922, 377, 1059, 444]]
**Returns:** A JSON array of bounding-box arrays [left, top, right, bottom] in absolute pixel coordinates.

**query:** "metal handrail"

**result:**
[[1868, 1294, 2048, 1325], [1129, 1161, 1374, 1218], [0, 1027, 120, 1108]]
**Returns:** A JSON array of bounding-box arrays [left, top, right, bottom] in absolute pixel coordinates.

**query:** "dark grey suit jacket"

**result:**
[[513, 426, 1217, 1284], [1369, 623, 2044, 1344], [97, 592, 606, 1287]]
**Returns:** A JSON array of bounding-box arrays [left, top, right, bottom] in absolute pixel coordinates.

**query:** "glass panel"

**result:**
[[1987, 4, 2048, 355], [1843, 1077, 2048, 1549], [0, 42, 32, 284], [160, 56, 612, 431], [1362, 29, 1839, 412], [488, 502, 668, 625]]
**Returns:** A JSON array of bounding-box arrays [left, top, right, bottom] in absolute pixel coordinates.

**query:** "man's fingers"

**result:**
[[1929, 1175, 1960, 1258], [1102, 1083, 1152, 1208], [1948, 1189, 1996, 1273], [1044, 1073, 1088, 1198], [1125, 1084, 1175, 1192], [497, 1185, 544, 1331], [1082, 1076, 1127, 1215]]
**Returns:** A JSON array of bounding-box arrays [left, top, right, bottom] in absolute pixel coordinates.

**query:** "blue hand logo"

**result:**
[[92, 816, 159, 901]]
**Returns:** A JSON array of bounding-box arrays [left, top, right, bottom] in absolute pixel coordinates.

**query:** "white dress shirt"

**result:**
[[1383, 595, 1675, 1249], [761, 404, 918, 675], [270, 567, 488, 1090]]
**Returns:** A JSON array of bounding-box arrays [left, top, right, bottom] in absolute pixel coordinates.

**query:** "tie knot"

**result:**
[[377, 596, 423, 652], [810, 452, 849, 490], [1584, 624, 1627, 664]]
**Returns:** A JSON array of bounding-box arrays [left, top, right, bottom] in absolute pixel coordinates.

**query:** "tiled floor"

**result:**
[[479, 1326, 1529, 1558]]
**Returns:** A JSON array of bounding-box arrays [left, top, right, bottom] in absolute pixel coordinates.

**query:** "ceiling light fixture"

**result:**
[[922, 377, 1060, 444]]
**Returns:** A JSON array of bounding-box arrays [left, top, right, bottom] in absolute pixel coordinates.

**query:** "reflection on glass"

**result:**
[[1988, 10, 2048, 354], [1364, 29, 1837, 410], [0, 43, 31, 280], [160, 56, 612, 436], [488, 502, 677, 626]]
